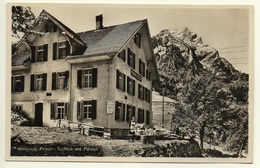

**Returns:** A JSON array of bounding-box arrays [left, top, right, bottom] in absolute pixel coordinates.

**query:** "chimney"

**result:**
[[96, 14, 103, 30]]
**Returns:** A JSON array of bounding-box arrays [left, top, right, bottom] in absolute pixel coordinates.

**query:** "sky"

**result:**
[[26, 4, 251, 73]]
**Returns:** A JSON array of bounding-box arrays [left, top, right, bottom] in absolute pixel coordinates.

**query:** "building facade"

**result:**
[[11, 10, 159, 130]]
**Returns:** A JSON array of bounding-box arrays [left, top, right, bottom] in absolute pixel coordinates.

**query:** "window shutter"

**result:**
[[148, 90, 151, 103], [126, 105, 130, 122], [127, 48, 130, 66], [146, 111, 150, 125], [53, 43, 57, 60], [91, 100, 97, 119], [115, 101, 119, 121], [64, 71, 69, 88], [66, 41, 70, 56], [143, 63, 146, 77], [138, 84, 140, 99], [127, 77, 130, 94], [65, 103, 69, 120], [133, 80, 135, 96], [133, 53, 136, 69], [139, 59, 141, 74], [20, 76, 25, 92], [52, 72, 56, 90], [11, 77, 13, 93], [132, 106, 136, 118], [123, 74, 126, 92], [30, 46, 35, 63], [54, 102, 58, 119], [122, 104, 125, 121], [77, 101, 81, 120], [42, 73, 47, 91], [122, 49, 126, 61], [77, 70, 82, 88], [30, 75, 34, 91], [92, 68, 97, 88], [116, 70, 119, 89], [44, 44, 48, 61], [50, 102, 55, 120]]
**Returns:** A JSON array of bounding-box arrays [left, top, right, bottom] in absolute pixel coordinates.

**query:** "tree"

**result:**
[[173, 71, 229, 150], [12, 6, 36, 39]]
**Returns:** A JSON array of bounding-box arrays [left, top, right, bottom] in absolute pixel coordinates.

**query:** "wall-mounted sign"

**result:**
[[131, 69, 142, 82], [107, 100, 114, 114]]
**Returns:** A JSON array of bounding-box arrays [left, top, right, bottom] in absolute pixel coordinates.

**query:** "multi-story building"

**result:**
[[11, 10, 159, 130]]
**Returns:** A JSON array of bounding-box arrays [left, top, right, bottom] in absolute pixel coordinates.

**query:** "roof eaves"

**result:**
[[66, 51, 116, 60]]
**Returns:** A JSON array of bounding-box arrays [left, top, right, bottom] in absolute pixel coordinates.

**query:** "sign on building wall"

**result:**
[[107, 100, 114, 114]]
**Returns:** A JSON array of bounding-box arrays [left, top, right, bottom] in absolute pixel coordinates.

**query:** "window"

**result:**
[[116, 70, 125, 92], [83, 101, 92, 119], [36, 45, 44, 62], [77, 68, 97, 88], [53, 41, 70, 60], [126, 105, 135, 122], [77, 100, 97, 120], [30, 44, 48, 63], [137, 108, 144, 123], [52, 71, 69, 90], [118, 49, 126, 61], [30, 73, 47, 91], [83, 69, 92, 88], [14, 105, 23, 112], [35, 74, 43, 90], [58, 42, 66, 59], [45, 22, 57, 33], [146, 69, 151, 81], [144, 87, 151, 103], [138, 84, 144, 100], [50, 102, 69, 120], [127, 76, 135, 95], [12, 75, 24, 93], [134, 32, 141, 48], [146, 111, 150, 125], [115, 101, 125, 121], [139, 59, 145, 77], [127, 48, 135, 69]]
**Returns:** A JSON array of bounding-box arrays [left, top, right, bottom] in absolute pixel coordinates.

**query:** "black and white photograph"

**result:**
[[6, 2, 253, 163]]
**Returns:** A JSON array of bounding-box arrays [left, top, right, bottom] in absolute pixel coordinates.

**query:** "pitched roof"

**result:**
[[67, 19, 146, 58], [41, 10, 86, 46], [12, 51, 30, 66]]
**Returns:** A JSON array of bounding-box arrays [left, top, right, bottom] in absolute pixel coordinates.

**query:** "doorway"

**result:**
[[34, 103, 43, 126]]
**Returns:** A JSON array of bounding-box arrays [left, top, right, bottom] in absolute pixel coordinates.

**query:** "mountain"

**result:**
[[151, 27, 249, 153]]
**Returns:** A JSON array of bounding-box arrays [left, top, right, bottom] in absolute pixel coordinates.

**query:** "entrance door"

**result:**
[[34, 103, 43, 126]]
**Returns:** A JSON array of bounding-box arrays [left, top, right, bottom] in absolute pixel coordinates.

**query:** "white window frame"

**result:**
[[57, 72, 65, 89], [57, 102, 65, 119], [57, 41, 66, 59], [82, 69, 93, 88], [35, 74, 43, 91], [36, 45, 44, 62], [83, 101, 92, 119]]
